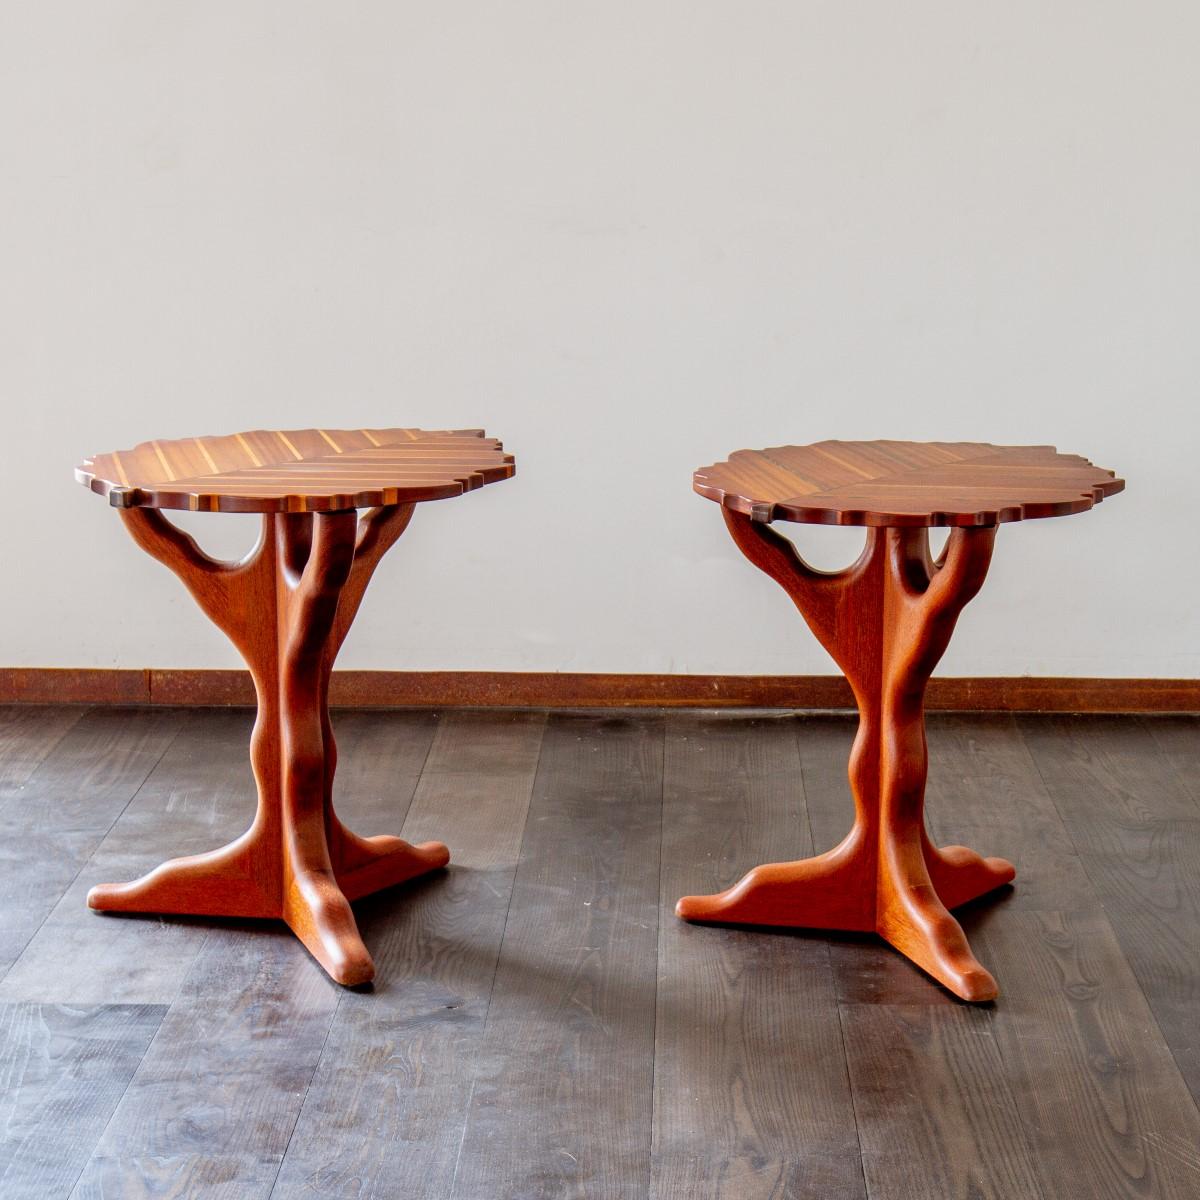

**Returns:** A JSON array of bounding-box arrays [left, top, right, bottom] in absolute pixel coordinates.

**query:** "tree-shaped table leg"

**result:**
[[88, 505, 448, 986], [676, 509, 1015, 1001]]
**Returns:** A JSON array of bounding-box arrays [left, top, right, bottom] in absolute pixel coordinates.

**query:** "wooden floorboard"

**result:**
[[0, 708, 1198, 1198], [976, 909, 1200, 1200], [796, 715, 1045, 1197], [0, 705, 86, 793], [270, 710, 546, 1199], [0, 708, 183, 985], [652, 712, 864, 1200], [1143, 714, 1200, 808], [449, 713, 665, 1200], [0, 709, 438, 1007], [0, 1002, 165, 1199], [69, 931, 342, 1199], [1019, 714, 1200, 1105], [0, 709, 254, 1004], [843, 1003, 1044, 1200], [60, 709, 442, 1198]]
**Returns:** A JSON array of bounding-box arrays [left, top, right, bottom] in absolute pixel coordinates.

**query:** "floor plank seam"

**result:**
[[1140, 714, 1200, 815], [267, 988, 345, 1199], [6, 709, 1198, 1198], [1, 709, 186, 992], [60, 1003, 171, 1200], [446, 1076, 481, 1200], [402, 707, 444, 824], [1016, 717, 1200, 1126], [0, 703, 88, 791], [472, 716, 546, 1041], [445, 711, 547, 1200], [952, 714, 1100, 1197], [266, 710, 443, 1197], [646, 717, 667, 1200], [834, 998, 877, 1200], [802, 719, 872, 1198]]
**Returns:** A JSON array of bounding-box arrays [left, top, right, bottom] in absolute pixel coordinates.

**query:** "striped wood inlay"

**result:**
[[77, 427, 514, 513], [695, 440, 1124, 526]]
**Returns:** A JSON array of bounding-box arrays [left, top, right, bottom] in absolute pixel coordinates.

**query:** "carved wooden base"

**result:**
[[88, 823, 448, 987], [89, 504, 446, 986], [677, 512, 1015, 1002]]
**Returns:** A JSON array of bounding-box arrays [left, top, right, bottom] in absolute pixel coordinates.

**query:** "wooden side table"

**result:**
[[679, 441, 1123, 1000], [77, 427, 514, 985]]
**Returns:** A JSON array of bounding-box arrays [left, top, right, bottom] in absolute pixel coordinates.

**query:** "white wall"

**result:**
[[2, 3, 1196, 678]]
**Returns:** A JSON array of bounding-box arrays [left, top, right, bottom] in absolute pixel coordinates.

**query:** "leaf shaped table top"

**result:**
[[694, 440, 1123, 526], [77, 427, 514, 512]]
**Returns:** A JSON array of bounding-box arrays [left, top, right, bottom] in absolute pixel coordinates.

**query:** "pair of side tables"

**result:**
[[77, 430, 1122, 1001]]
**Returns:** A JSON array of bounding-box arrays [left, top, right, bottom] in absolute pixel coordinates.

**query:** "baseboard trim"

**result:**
[[0, 668, 1195, 713]]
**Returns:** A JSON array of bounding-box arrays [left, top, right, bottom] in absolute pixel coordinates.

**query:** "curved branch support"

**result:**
[[332, 504, 415, 655], [922, 526, 996, 623], [721, 507, 880, 671], [315, 504, 447, 898], [92, 503, 447, 987], [119, 508, 269, 646], [679, 518, 1014, 1002]]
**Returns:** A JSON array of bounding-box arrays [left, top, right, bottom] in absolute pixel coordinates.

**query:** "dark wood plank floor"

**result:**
[[0, 704, 1198, 1199]]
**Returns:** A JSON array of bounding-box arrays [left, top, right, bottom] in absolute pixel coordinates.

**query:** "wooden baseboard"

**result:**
[[0, 668, 1195, 713]]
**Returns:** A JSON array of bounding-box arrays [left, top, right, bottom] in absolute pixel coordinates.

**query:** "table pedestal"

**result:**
[[677, 510, 1014, 1001], [88, 505, 447, 986]]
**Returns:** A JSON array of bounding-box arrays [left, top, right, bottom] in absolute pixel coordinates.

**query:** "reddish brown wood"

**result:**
[[78, 428, 514, 985], [676, 511, 1013, 999], [77, 427, 513, 513], [695, 440, 1123, 526], [3, 669, 1197, 712], [681, 443, 1123, 1001]]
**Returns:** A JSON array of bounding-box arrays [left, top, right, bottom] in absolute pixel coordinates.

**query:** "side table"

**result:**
[[77, 427, 514, 985], [679, 440, 1123, 1000]]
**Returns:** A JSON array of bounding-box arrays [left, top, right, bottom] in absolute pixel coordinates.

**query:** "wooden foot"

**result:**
[[87, 831, 276, 919], [89, 504, 447, 986], [87, 827, 450, 985], [924, 841, 1016, 911], [333, 833, 450, 903], [675, 831, 875, 930], [678, 513, 1013, 1002]]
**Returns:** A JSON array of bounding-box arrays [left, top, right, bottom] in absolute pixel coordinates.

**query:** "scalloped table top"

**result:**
[[77, 427, 514, 513], [694, 440, 1123, 527]]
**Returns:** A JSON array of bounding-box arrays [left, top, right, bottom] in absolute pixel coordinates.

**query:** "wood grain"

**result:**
[[0, 1002, 165, 1199], [80, 508, 450, 987], [0, 709, 183, 993], [449, 713, 664, 1200], [76, 425, 514, 987], [0, 706, 85, 793], [1144, 714, 1200, 806], [975, 909, 1200, 1200], [271, 711, 546, 1198], [0, 709, 1198, 1197], [677, 515, 1015, 1001], [822, 708, 1200, 1199], [841, 1003, 1043, 1200], [1, 709, 438, 1006], [795, 713, 981, 1009], [0, 711, 252, 1004], [1019, 715, 1200, 1102], [69, 931, 340, 1198], [653, 712, 865, 1200], [696, 440, 1123, 526], [77, 427, 513, 513], [4, 669, 1195, 712]]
